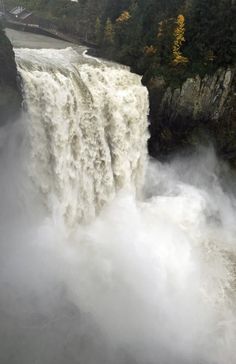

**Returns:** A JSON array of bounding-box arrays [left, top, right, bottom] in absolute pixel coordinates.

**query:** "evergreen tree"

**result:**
[[104, 18, 115, 45], [95, 17, 102, 44], [186, 0, 235, 66]]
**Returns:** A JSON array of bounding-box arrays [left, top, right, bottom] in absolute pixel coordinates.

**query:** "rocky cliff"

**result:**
[[148, 67, 236, 164], [0, 26, 22, 125]]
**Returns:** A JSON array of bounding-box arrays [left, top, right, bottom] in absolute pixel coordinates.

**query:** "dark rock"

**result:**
[[147, 67, 236, 164], [0, 26, 22, 125]]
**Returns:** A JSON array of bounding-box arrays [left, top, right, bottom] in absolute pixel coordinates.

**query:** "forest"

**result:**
[[5, 0, 236, 84]]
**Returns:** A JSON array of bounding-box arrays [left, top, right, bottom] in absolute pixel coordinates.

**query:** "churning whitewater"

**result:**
[[0, 47, 236, 364], [16, 47, 148, 225]]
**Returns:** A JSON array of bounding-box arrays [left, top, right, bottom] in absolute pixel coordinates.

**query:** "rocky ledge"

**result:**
[[148, 67, 236, 164]]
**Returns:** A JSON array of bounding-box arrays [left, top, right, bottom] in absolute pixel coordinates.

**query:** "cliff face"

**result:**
[[0, 27, 22, 125], [148, 67, 236, 163]]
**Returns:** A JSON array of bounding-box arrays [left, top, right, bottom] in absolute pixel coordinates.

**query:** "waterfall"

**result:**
[[15, 47, 149, 225], [0, 44, 236, 364]]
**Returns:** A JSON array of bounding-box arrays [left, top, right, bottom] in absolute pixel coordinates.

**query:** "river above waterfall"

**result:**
[[6, 28, 82, 50], [0, 31, 236, 364]]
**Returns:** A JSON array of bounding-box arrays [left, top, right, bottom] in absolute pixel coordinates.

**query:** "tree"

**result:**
[[185, 0, 235, 67], [116, 10, 131, 23], [172, 14, 188, 65], [95, 17, 102, 44], [103, 18, 115, 45], [156, 18, 175, 65]]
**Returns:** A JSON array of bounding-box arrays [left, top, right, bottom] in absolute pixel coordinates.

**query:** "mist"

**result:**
[[0, 117, 236, 364]]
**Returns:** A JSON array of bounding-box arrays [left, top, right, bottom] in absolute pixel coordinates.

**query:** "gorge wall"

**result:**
[[148, 67, 236, 164], [0, 27, 22, 125]]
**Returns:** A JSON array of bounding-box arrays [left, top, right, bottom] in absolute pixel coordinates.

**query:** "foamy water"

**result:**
[[0, 47, 235, 364]]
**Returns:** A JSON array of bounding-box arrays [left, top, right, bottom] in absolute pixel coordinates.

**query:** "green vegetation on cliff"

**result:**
[[5, 0, 236, 85]]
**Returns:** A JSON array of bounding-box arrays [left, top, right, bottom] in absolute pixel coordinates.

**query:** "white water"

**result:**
[[0, 47, 236, 364], [16, 47, 148, 224]]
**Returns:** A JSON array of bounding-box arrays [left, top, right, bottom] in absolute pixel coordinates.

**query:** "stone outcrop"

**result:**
[[0, 27, 22, 125], [148, 67, 236, 163]]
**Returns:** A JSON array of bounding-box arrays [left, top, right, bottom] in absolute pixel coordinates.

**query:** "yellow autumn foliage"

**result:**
[[172, 14, 188, 65], [116, 11, 131, 23]]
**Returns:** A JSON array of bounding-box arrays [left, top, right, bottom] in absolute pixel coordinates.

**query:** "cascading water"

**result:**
[[16, 47, 148, 224], [0, 45, 236, 364]]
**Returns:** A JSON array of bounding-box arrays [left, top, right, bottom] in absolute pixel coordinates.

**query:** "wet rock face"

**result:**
[[0, 28, 22, 125], [148, 68, 236, 163]]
